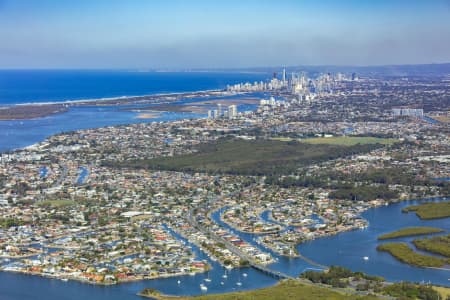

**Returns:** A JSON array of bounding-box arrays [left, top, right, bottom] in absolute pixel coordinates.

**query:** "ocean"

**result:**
[[0, 70, 269, 151], [0, 70, 269, 105]]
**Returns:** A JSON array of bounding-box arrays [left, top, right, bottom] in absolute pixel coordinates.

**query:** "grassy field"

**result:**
[[37, 199, 75, 207], [377, 242, 449, 268], [402, 201, 450, 220], [433, 286, 450, 299], [378, 227, 444, 240], [413, 234, 450, 258], [302, 136, 397, 146], [140, 280, 380, 300], [431, 115, 450, 123], [115, 138, 382, 176]]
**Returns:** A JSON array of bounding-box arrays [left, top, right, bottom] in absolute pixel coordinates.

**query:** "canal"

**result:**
[[0, 197, 448, 300]]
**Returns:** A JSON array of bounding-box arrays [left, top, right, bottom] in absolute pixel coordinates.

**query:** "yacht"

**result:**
[[200, 284, 208, 291], [222, 270, 228, 279], [363, 256, 369, 261]]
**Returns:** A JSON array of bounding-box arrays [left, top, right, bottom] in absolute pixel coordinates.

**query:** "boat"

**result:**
[[222, 270, 228, 279], [363, 256, 369, 260], [204, 278, 211, 283], [242, 273, 248, 277], [60, 278, 68, 282], [200, 284, 207, 291], [236, 282, 242, 286], [220, 281, 224, 285], [177, 280, 181, 284]]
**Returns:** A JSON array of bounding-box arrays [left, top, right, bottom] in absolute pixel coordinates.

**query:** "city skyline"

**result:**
[[1, 0, 450, 69]]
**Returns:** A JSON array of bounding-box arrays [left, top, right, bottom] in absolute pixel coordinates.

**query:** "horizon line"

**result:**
[[0, 62, 449, 72]]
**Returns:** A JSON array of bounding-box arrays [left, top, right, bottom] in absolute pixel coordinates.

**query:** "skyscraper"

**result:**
[[228, 105, 237, 118]]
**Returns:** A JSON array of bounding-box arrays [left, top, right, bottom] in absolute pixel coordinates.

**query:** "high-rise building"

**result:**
[[228, 105, 237, 118], [282, 68, 286, 84], [392, 108, 423, 117]]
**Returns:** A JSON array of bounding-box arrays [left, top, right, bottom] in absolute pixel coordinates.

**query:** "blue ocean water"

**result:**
[[0, 70, 269, 151], [0, 70, 269, 104]]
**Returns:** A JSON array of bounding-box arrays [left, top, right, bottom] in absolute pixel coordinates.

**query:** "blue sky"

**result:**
[[1, 0, 449, 68]]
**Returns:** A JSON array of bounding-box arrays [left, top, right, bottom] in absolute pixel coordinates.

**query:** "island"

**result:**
[[0, 104, 68, 120], [402, 201, 450, 220], [376, 242, 449, 268], [413, 234, 450, 257], [377, 227, 444, 240]]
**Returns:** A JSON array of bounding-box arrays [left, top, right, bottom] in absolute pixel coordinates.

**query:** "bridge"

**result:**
[[251, 263, 293, 280]]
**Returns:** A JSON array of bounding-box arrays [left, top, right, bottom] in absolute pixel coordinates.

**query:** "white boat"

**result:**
[[220, 281, 224, 285], [177, 280, 181, 284], [236, 282, 242, 286], [60, 278, 68, 282], [200, 284, 207, 291], [204, 278, 211, 283], [363, 256, 369, 260], [242, 273, 248, 277]]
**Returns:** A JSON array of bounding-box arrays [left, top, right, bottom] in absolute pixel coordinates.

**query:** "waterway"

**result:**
[[0, 70, 270, 152], [0, 198, 449, 299], [77, 167, 89, 185], [0, 71, 448, 297], [299, 197, 449, 286], [39, 166, 48, 179], [0, 91, 264, 152], [422, 116, 441, 124], [433, 178, 450, 182]]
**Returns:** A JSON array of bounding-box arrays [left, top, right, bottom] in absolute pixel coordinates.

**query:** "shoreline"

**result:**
[[0, 89, 227, 109], [0, 267, 208, 286], [0, 89, 244, 121], [137, 280, 285, 300]]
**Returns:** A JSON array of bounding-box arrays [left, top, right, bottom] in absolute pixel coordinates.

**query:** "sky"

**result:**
[[1, 0, 450, 69]]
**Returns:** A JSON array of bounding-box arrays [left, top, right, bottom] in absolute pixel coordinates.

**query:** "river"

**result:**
[[1, 197, 448, 300]]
